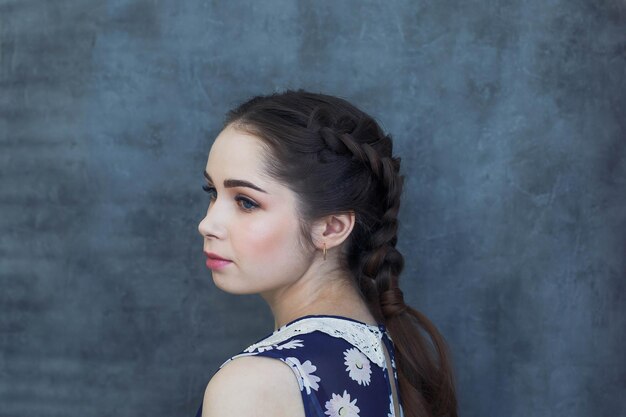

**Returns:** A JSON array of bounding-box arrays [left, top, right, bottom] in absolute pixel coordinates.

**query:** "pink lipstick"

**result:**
[[204, 252, 233, 270]]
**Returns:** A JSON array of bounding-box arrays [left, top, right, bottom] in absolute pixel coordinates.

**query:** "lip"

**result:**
[[204, 251, 230, 261], [204, 251, 233, 270]]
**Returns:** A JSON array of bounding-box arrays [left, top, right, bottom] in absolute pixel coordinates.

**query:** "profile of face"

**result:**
[[197, 124, 314, 297]]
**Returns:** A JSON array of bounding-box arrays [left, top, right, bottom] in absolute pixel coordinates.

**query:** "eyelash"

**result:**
[[202, 184, 259, 212]]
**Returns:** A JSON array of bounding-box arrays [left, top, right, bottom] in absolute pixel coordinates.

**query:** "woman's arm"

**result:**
[[201, 356, 305, 417]]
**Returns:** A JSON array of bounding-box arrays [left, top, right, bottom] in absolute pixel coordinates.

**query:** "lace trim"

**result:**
[[241, 316, 392, 368]]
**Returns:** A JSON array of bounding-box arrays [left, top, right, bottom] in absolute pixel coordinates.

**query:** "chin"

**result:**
[[211, 274, 264, 295]]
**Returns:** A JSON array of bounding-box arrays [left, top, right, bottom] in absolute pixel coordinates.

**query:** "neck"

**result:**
[[261, 268, 376, 330]]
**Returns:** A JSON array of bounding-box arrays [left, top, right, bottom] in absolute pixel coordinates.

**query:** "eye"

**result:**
[[236, 196, 259, 211], [202, 184, 217, 200], [202, 184, 259, 212]]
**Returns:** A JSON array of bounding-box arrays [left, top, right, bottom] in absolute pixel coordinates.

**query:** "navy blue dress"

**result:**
[[194, 314, 405, 417]]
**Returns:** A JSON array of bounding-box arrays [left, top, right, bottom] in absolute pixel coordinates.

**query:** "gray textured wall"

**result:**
[[1, 1, 625, 416]]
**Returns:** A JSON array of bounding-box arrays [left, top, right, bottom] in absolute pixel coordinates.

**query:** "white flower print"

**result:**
[[387, 393, 405, 417], [248, 338, 304, 353], [281, 357, 321, 394], [343, 347, 372, 386], [276, 339, 304, 350], [324, 390, 360, 417]]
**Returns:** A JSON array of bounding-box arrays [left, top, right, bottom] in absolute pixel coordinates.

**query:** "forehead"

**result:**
[[205, 125, 301, 212], [207, 125, 267, 168]]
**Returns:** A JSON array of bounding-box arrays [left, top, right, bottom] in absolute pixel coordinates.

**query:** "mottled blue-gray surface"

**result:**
[[1, 1, 624, 416]]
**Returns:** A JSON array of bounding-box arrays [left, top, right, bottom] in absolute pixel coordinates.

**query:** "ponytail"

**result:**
[[383, 298, 458, 417]]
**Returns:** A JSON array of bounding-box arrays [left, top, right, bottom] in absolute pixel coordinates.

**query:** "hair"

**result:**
[[222, 89, 457, 417]]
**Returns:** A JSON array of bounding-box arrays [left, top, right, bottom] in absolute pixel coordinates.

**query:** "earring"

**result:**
[[323, 242, 327, 260]]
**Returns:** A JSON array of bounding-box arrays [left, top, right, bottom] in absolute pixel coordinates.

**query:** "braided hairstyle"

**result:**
[[223, 89, 457, 417]]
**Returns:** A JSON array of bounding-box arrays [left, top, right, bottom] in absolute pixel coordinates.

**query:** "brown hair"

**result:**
[[223, 89, 458, 417]]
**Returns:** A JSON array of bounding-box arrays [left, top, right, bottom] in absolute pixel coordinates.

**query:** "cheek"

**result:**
[[235, 214, 300, 262]]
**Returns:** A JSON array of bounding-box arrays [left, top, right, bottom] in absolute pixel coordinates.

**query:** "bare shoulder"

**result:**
[[201, 355, 305, 417]]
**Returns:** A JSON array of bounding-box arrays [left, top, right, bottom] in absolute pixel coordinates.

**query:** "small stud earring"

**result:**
[[323, 242, 327, 260]]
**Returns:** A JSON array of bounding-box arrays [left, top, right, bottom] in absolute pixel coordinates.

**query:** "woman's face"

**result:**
[[197, 124, 314, 296]]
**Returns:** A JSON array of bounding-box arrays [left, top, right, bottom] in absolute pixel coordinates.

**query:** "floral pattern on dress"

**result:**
[[324, 389, 360, 417], [281, 356, 321, 394], [276, 339, 305, 350], [251, 338, 305, 353], [195, 316, 404, 417], [343, 347, 372, 386], [387, 393, 405, 417]]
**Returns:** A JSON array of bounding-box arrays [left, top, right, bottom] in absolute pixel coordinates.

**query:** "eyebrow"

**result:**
[[203, 170, 268, 194]]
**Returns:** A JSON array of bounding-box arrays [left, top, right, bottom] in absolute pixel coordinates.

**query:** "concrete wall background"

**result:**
[[1, 1, 624, 416]]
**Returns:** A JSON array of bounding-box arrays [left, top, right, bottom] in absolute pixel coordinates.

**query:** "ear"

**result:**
[[312, 211, 356, 252]]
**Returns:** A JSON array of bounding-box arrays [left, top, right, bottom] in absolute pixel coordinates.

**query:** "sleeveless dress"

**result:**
[[194, 314, 405, 417]]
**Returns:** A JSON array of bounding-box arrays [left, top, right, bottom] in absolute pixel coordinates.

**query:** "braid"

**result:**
[[318, 120, 408, 322], [318, 118, 458, 417]]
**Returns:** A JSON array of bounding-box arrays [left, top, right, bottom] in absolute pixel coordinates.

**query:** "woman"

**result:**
[[195, 90, 457, 417]]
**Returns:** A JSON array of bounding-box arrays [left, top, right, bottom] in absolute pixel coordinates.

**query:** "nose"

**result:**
[[198, 216, 208, 238], [198, 212, 213, 238], [198, 204, 226, 239]]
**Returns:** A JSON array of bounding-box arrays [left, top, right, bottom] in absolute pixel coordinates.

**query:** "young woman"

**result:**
[[195, 90, 458, 417]]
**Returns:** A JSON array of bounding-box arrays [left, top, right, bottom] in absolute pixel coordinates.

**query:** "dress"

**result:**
[[194, 314, 405, 417]]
